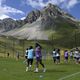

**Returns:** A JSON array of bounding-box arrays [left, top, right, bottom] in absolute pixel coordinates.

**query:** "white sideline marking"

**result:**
[[58, 72, 80, 80]]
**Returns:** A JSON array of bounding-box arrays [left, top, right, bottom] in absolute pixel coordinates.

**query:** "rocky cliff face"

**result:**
[[0, 3, 78, 32], [0, 18, 25, 32], [24, 3, 78, 30], [24, 10, 41, 23]]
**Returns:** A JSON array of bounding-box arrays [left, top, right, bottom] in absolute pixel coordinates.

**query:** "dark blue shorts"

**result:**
[[65, 57, 68, 60], [36, 57, 42, 61]]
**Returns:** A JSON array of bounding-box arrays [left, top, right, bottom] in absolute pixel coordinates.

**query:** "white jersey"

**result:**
[[52, 51, 56, 57], [56, 53, 60, 57], [25, 50, 28, 56], [74, 51, 79, 58], [70, 52, 73, 56]]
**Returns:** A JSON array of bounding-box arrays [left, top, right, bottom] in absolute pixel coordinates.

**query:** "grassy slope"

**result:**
[[0, 58, 80, 80], [46, 22, 80, 48], [2, 18, 48, 40]]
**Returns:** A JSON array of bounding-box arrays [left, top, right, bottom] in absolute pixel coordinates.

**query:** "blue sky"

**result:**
[[0, 0, 80, 20]]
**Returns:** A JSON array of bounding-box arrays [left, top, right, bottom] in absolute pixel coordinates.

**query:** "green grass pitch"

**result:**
[[0, 57, 80, 80]]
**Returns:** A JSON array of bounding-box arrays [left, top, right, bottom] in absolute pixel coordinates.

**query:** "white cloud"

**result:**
[[0, 0, 25, 20], [0, 14, 9, 20], [0, 0, 6, 6], [67, 0, 78, 9], [20, 17, 26, 20], [26, 0, 44, 8], [25, 0, 58, 8], [24, 0, 80, 9], [2, 5, 24, 15], [59, 0, 65, 2]]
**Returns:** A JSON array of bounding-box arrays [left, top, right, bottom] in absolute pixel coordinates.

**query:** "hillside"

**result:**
[[0, 3, 79, 41], [0, 18, 25, 32], [1, 18, 48, 40]]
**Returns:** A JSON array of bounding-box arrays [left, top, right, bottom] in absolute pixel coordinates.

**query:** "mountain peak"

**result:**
[[24, 3, 76, 26], [0, 3, 79, 40]]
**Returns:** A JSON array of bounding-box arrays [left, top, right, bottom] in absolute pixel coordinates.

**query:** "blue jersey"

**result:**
[[27, 49, 34, 59]]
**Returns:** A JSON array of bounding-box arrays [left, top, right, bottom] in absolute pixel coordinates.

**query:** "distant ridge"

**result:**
[[0, 3, 79, 40]]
